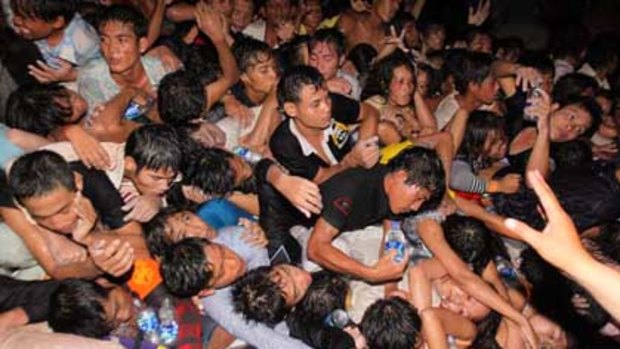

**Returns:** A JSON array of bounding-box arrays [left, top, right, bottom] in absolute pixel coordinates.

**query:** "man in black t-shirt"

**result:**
[[308, 147, 445, 283], [260, 65, 380, 263]]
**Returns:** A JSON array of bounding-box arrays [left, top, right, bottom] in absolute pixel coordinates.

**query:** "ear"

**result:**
[[181, 185, 206, 203], [240, 71, 250, 85], [338, 55, 345, 67], [138, 37, 149, 54], [51, 16, 66, 30], [124, 156, 137, 174], [283, 101, 298, 118], [551, 102, 560, 112], [198, 288, 215, 297], [73, 172, 84, 192]]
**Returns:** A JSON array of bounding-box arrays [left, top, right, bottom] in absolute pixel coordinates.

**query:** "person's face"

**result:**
[[99, 21, 145, 75], [12, 14, 57, 40], [374, 0, 401, 23], [264, 0, 293, 25], [309, 42, 342, 81], [242, 54, 278, 95], [302, 1, 323, 30], [103, 287, 136, 329], [472, 74, 499, 105], [271, 264, 312, 306], [210, 0, 233, 19], [204, 242, 246, 289], [165, 211, 216, 242], [286, 84, 333, 130], [386, 170, 432, 214], [231, 0, 255, 31], [21, 187, 79, 234], [484, 129, 508, 159], [416, 70, 429, 97], [55, 89, 89, 123], [424, 27, 445, 52], [469, 33, 492, 54], [388, 65, 415, 107], [549, 105, 592, 142], [596, 96, 613, 116], [133, 167, 178, 196], [403, 22, 419, 49]]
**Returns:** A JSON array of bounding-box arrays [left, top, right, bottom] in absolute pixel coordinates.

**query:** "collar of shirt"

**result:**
[[288, 119, 339, 165]]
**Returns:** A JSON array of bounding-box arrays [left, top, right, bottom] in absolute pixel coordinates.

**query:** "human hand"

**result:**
[[191, 122, 226, 148], [369, 249, 409, 282], [504, 171, 592, 271], [326, 77, 353, 96], [122, 194, 162, 223], [195, 1, 226, 42], [524, 89, 552, 132], [517, 316, 539, 349], [516, 66, 543, 92], [72, 193, 98, 244], [67, 126, 113, 169], [382, 25, 409, 53], [239, 218, 268, 247], [468, 0, 491, 26], [45, 229, 88, 265], [350, 0, 371, 12], [273, 173, 322, 218], [346, 136, 380, 169], [343, 326, 368, 349], [592, 142, 618, 160], [28, 59, 77, 83], [489, 173, 522, 194], [529, 314, 568, 349], [88, 239, 135, 277]]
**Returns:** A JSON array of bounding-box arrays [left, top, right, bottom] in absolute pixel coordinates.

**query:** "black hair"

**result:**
[[158, 70, 206, 125], [98, 4, 148, 38], [470, 310, 502, 349], [390, 11, 416, 38], [494, 36, 524, 59], [345, 43, 377, 77], [182, 147, 236, 197], [125, 124, 183, 173], [387, 147, 446, 211], [442, 215, 495, 275], [452, 52, 494, 94], [5, 83, 74, 136], [185, 44, 221, 86], [594, 222, 620, 264], [309, 28, 346, 57], [9, 150, 76, 204], [549, 22, 589, 61], [552, 140, 593, 171], [457, 110, 505, 172], [232, 266, 290, 325], [585, 33, 619, 72], [143, 206, 186, 257], [465, 27, 493, 50], [416, 63, 443, 97], [293, 270, 347, 322], [10, 0, 76, 23], [275, 35, 309, 72], [277, 65, 325, 108], [518, 52, 554, 78], [233, 36, 274, 73], [160, 237, 213, 298], [362, 50, 414, 101], [552, 73, 599, 104], [557, 95, 602, 138], [360, 297, 421, 349], [48, 279, 113, 338]]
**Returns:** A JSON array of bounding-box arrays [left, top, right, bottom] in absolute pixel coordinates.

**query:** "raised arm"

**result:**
[[195, 2, 239, 111]]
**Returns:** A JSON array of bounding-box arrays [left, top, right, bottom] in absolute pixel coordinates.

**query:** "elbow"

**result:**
[[307, 239, 322, 263]]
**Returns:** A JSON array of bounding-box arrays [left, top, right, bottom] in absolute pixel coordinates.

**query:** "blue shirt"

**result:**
[[196, 199, 255, 230], [0, 124, 24, 169], [34, 14, 100, 68]]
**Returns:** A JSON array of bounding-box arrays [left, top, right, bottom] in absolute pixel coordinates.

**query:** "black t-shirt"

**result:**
[[319, 166, 392, 232], [0, 275, 60, 323], [0, 162, 127, 230], [270, 93, 361, 180]]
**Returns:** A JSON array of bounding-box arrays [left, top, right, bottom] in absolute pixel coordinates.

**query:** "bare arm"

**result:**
[[145, 0, 168, 49], [358, 102, 380, 140], [446, 109, 469, 156], [5, 128, 50, 151], [414, 91, 438, 132]]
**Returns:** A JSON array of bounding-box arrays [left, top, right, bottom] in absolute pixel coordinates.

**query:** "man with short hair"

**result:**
[[309, 28, 361, 99], [307, 147, 445, 282]]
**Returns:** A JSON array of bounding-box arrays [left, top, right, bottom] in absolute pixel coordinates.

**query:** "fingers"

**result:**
[[504, 217, 540, 246], [91, 239, 135, 277]]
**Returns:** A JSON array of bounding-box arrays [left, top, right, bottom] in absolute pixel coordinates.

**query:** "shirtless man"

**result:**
[[338, 0, 402, 51]]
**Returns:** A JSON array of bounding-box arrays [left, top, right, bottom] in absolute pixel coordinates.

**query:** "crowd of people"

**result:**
[[0, 0, 619, 348]]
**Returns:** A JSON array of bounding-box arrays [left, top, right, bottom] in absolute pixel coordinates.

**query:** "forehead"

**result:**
[[138, 166, 177, 178], [23, 187, 75, 215], [247, 53, 274, 70], [310, 42, 338, 56], [99, 20, 137, 37], [298, 83, 327, 102]]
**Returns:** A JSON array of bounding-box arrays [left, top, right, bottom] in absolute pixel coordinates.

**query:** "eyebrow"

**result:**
[[31, 201, 72, 220]]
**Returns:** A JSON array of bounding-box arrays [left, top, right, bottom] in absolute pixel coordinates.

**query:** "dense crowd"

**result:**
[[0, 0, 619, 348]]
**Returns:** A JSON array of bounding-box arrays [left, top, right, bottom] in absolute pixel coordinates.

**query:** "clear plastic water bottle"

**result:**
[[524, 82, 544, 121], [495, 256, 518, 281], [135, 299, 160, 344], [324, 309, 351, 329], [158, 298, 179, 346], [385, 221, 406, 263], [233, 146, 262, 164]]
